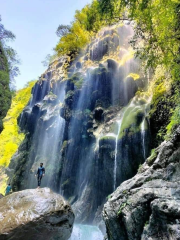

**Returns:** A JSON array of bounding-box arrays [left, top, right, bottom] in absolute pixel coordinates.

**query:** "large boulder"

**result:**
[[103, 126, 180, 240], [0, 188, 75, 240]]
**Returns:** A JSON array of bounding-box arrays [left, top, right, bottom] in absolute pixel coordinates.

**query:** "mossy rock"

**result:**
[[91, 66, 107, 77], [65, 90, 74, 99], [119, 108, 144, 139], [109, 122, 119, 135], [118, 97, 149, 139], [99, 135, 116, 147], [147, 149, 158, 166], [67, 72, 84, 89], [74, 78, 84, 89]]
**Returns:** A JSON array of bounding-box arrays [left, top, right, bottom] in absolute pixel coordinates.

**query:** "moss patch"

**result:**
[[119, 107, 144, 139]]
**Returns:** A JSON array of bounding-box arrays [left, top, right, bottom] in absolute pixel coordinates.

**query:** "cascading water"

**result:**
[[27, 81, 66, 189], [140, 98, 151, 160], [10, 22, 152, 236], [141, 118, 146, 159], [70, 225, 103, 240], [113, 118, 123, 191]]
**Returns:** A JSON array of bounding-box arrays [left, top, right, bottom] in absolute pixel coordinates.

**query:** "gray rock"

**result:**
[[103, 126, 180, 240], [0, 188, 74, 240]]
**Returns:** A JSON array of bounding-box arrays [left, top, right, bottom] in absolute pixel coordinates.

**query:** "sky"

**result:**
[[0, 0, 92, 89]]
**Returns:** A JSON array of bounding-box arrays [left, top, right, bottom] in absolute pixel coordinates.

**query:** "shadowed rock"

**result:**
[[103, 126, 180, 240], [0, 188, 74, 240]]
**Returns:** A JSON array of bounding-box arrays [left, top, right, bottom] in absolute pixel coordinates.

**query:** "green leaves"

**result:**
[[55, 0, 104, 56]]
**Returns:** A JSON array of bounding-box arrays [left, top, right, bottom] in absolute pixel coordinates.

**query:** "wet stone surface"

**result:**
[[0, 188, 74, 240], [103, 126, 180, 240]]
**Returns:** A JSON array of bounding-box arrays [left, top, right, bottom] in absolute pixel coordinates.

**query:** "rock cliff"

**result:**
[[103, 126, 180, 240], [8, 23, 150, 223], [0, 188, 74, 240]]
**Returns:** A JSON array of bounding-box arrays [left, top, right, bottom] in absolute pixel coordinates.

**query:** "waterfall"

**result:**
[[12, 23, 151, 225], [25, 80, 66, 190], [113, 118, 122, 191], [69, 225, 103, 240], [140, 98, 151, 160], [141, 118, 146, 160]]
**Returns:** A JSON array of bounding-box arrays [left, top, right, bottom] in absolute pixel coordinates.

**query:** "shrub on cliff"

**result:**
[[99, 0, 180, 139], [0, 80, 36, 167], [55, 0, 102, 56], [0, 16, 20, 133], [0, 42, 11, 133]]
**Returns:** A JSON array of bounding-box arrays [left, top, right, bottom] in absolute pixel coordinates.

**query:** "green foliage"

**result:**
[[0, 17, 20, 134], [145, 221, 149, 227], [119, 105, 145, 139], [0, 16, 19, 84], [117, 202, 127, 216], [102, 0, 180, 136], [0, 81, 36, 167], [100, 135, 116, 142], [167, 103, 180, 135], [138, 164, 142, 172], [62, 140, 68, 149], [65, 90, 74, 99], [150, 78, 167, 115], [107, 194, 112, 199], [41, 54, 57, 67], [55, 0, 103, 56], [150, 76, 178, 145], [56, 25, 71, 38], [99, 0, 180, 69], [0, 42, 11, 133], [74, 77, 84, 89], [147, 148, 157, 166], [0, 15, 15, 41]]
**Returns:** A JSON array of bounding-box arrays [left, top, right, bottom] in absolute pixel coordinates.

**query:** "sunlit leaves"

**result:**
[[55, 0, 103, 56], [0, 81, 36, 167]]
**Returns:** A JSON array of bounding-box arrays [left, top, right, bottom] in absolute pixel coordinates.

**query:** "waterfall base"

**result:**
[[69, 224, 104, 240]]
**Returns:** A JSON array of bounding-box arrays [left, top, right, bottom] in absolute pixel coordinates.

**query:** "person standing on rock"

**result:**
[[5, 183, 12, 195], [35, 163, 45, 188]]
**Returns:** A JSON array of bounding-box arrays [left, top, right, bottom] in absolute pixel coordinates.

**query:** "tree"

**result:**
[[0, 15, 15, 41], [54, 0, 103, 56], [56, 25, 71, 38], [0, 16, 20, 132], [0, 15, 20, 85]]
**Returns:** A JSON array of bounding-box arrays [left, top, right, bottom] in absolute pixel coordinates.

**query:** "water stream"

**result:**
[[140, 98, 151, 160], [141, 118, 146, 160], [69, 224, 103, 240], [113, 118, 122, 191], [14, 23, 151, 225]]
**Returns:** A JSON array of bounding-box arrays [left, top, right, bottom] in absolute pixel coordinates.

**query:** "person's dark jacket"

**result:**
[[37, 167, 45, 176]]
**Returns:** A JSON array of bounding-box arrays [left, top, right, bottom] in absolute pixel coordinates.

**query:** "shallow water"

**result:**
[[69, 224, 104, 240]]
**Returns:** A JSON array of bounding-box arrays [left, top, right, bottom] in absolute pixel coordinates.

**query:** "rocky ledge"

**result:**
[[103, 126, 180, 240], [0, 188, 74, 240]]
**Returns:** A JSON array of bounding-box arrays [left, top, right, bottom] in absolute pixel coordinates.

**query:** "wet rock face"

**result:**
[[0, 188, 74, 240], [103, 126, 180, 240], [89, 29, 119, 61], [9, 24, 147, 224]]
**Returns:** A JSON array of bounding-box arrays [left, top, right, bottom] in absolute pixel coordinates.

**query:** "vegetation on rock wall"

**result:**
[[53, 0, 180, 144], [0, 42, 11, 133], [98, 0, 180, 144], [0, 81, 36, 168], [54, 0, 103, 56], [0, 16, 20, 133]]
